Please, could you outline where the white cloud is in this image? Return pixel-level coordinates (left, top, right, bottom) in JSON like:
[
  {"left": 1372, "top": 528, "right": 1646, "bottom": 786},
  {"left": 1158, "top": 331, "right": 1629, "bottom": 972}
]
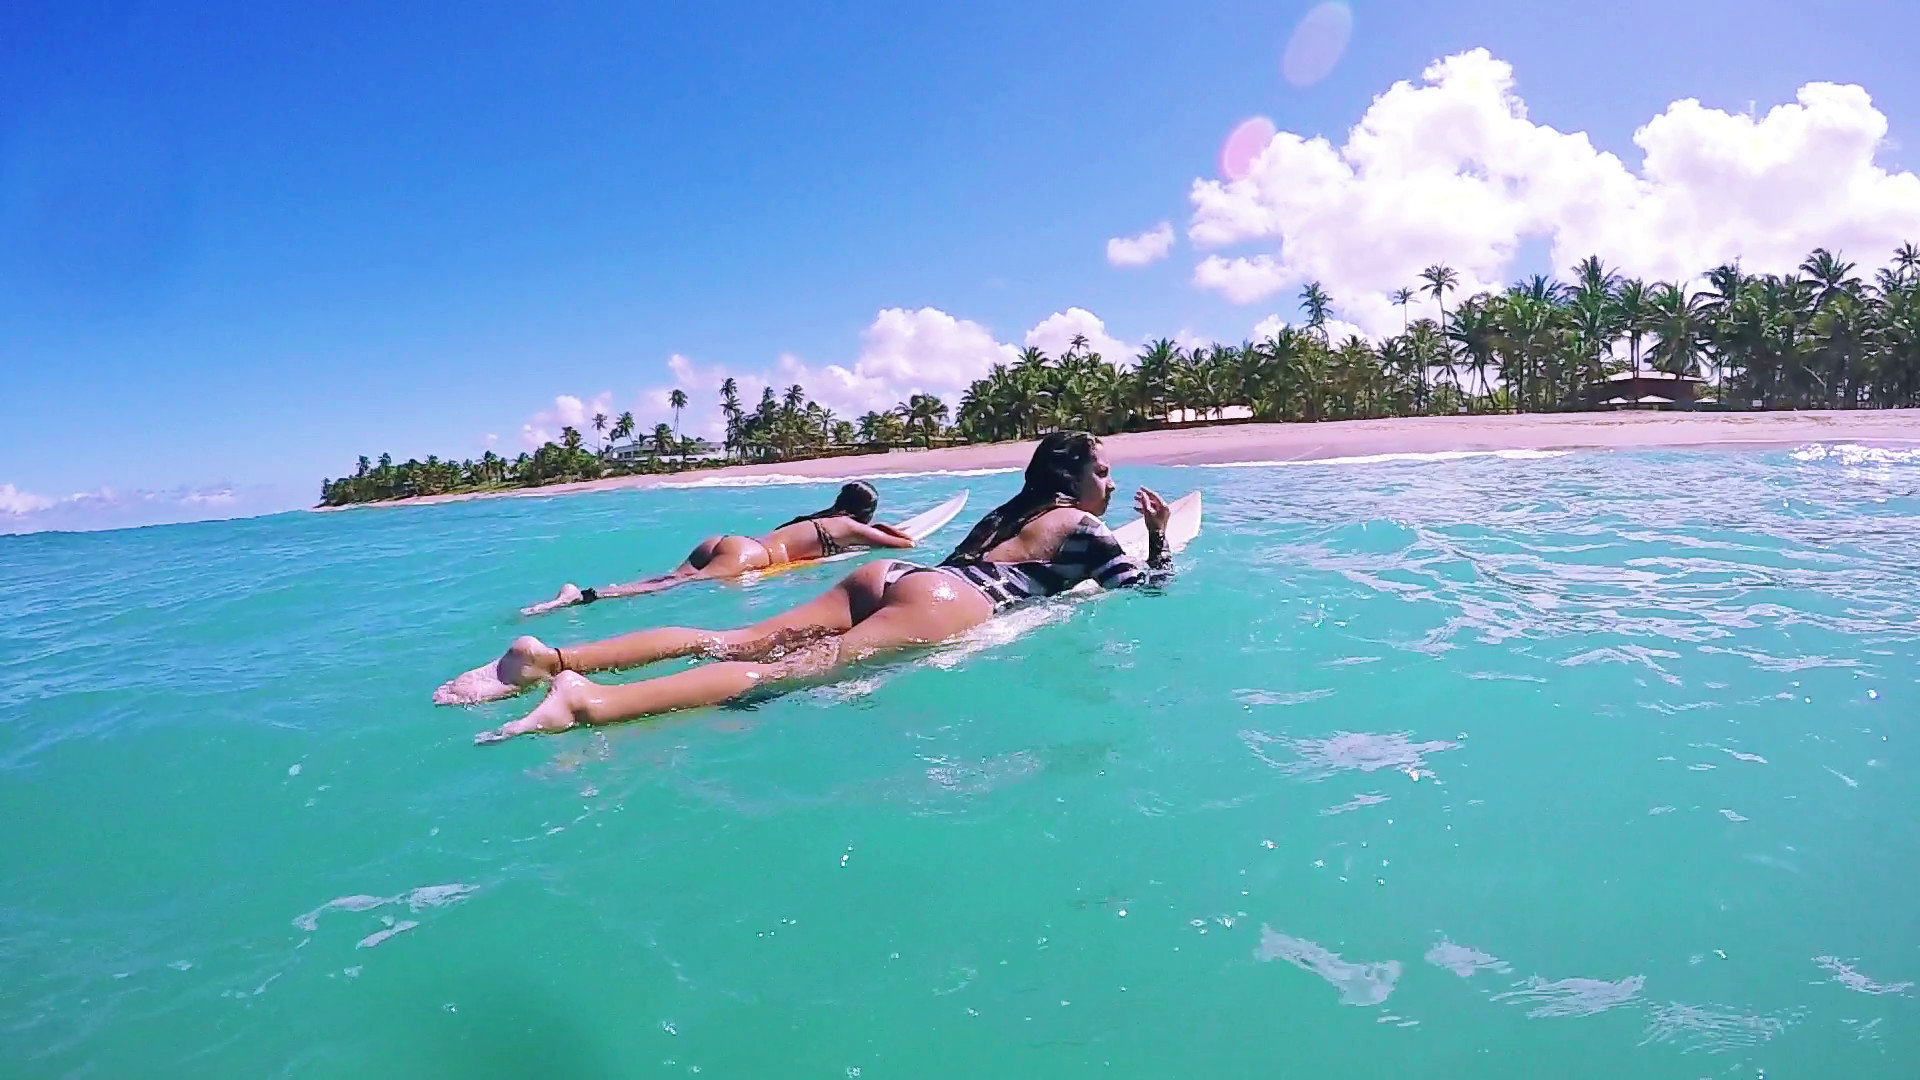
[
  {"left": 1251, "top": 313, "right": 1371, "bottom": 345},
  {"left": 1194, "top": 255, "right": 1292, "bottom": 305},
  {"left": 0, "top": 482, "right": 281, "bottom": 534},
  {"left": 1185, "top": 48, "right": 1920, "bottom": 336},
  {"left": 552, "top": 305, "right": 1145, "bottom": 448},
  {"left": 1, "top": 483, "right": 54, "bottom": 515},
  {"left": 520, "top": 391, "right": 616, "bottom": 449},
  {"left": 849, "top": 307, "right": 1021, "bottom": 399},
  {"left": 629, "top": 308, "right": 1022, "bottom": 437},
  {"left": 1106, "top": 221, "right": 1176, "bottom": 267},
  {"left": 1024, "top": 307, "right": 1137, "bottom": 364},
  {"left": 1172, "top": 328, "right": 1211, "bottom": 353}
]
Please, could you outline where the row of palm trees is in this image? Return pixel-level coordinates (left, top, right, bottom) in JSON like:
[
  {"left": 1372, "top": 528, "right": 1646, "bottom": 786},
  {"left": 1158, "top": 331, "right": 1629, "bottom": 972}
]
[
  {"left": 318, "top": 384, "right": 958, "bottom": 505},
  {"left": 954, "top": 243, "right": 1920, "bottom": 437},
  {"left": 715, "top": 377, "right": 955, "bottom": 462},
  {"left": 320, "top": 429, "right": 612, "bottom": 505},
  {"left": 321, "top": 243, "right": 1920, "bottom": 505}
]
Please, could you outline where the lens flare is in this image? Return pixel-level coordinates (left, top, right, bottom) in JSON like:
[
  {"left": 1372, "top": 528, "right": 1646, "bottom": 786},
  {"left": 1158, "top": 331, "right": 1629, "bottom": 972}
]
[
  {"left": 1220, "top": 116, "right": 1277, "bottom": 181},
  {"left": 1282, "top": 2, "right": 1353, "bottom": 88}
]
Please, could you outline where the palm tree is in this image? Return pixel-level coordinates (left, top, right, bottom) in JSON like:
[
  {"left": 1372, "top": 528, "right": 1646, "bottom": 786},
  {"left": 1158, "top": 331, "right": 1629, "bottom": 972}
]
[
  {"left": 1391, "top": 287, "right": 1415, "bottom": 333},
  {"left": 1566, "top": 287, "right": 1619, "bottom": 402},
  {"left": 592, "top": 412, "right": 609, "bottom": 454},
  {"left": 1647, "top": 283, "right": 1710, "bottom": 379},
  {"left": 1134, "top": 339, "right": 1180, "bottom": 421},
  {"left": 1612, "top": 279, "right": 1653, "bottom": 377},
  {"left": 320, "top": 240, "right": 1920, "bottom": 506},
  {"left": 1801, "top": 248, "right": 1861, "bottom": 308},
  {"left": 1570, "top": 255, "right": 1619, "bottom": 299},
  {"left": 1300, "top": 281, "right": 1333, "bottom": 339},
  {"left": 718, "top": 378, "right": 742, "bottom": 460},
  {"left": 669, "top": 389, "right": 688, "bottom": 443},
  {"left": 1892, "top": 242, "right": 1920, "bottom": 279},
  {"left": 1447, "top": 299, "right": 1499, "bottom": 407},
  {"left": 1420, "top": 265, "right": 1459, "bottom": 324},
  {"left": 905, "top": 393, "right": 949, "bottom": 447}
]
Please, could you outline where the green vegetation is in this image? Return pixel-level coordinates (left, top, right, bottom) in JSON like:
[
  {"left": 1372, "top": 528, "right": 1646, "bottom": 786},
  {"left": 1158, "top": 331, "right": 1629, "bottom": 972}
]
[{"left": 321, "top": 244, "right": 1920, "bottom": 506}]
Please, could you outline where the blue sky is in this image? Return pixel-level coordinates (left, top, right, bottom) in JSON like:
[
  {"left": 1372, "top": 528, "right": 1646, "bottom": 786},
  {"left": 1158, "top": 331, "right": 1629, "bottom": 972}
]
[{"left": 4, "top": 0, "right": 1917, "bottom": 531}]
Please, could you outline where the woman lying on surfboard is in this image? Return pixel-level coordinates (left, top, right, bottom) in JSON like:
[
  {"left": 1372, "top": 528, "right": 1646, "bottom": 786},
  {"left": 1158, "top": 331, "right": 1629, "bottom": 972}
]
[
  {"left": 521, "top": 481, "right": 918, "bottom": 614},
  {"left": 438, "top": 431, "right": 1174, "bottom": 743}
]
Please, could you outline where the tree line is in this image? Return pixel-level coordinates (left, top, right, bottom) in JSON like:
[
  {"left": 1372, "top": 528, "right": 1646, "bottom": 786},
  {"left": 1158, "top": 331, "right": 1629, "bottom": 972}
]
[
  {"left": 318, "top": 381, "right": 956, "bottom": 505},
  {"left": 955, "top": 244, "right": 1920, "bottom": 439},
  {"left": 322, "top": 243, "right": 1920, "bottom": 505}
]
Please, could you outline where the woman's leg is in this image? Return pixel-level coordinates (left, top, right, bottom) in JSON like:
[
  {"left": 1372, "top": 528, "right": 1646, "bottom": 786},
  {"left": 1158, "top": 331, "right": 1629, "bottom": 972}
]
[
  {"left": 433, "top": 562, "right": 893, "bottom": 705},
  {"left": 476, "top": 570, "right": 992, "bottom": 742},
  {"left": 598, "top": 536, "right": 775, "bottom": 599}
]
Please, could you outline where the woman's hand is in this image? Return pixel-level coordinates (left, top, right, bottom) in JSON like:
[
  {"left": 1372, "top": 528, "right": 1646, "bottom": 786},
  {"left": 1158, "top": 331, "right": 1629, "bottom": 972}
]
[
  {"left": 874, "top": 522, "right": 913, "bottom": 541},
  {"left": 1135, "top": 487, "right": 1171, "bottom": 533}
]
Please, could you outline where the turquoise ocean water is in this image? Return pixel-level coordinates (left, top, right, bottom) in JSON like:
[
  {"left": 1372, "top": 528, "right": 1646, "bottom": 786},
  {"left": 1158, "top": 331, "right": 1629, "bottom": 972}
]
[{"left": 4, "top": 445, "right": 1918, "bottom": 1077}]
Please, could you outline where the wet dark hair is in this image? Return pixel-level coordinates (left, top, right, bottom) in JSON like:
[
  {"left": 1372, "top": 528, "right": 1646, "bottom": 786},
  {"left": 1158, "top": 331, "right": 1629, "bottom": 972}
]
[
  {"left": 942, "top": 431, "right": 1099, "bottom": 566},
  {"left": 778, "top": 481, "right": 880, "bottom": 528}
]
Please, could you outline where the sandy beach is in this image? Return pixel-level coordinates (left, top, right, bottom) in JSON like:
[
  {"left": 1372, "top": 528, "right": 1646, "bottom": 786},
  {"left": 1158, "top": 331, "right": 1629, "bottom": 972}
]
[{"left": 325, "top": 409, "right": 1920, "bottom": 510}]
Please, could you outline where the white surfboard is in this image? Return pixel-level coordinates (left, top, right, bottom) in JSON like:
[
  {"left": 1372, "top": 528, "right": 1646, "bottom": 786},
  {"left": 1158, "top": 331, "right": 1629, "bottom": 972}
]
[
  {"left": 1083, "top": 490, "right": 1203, "bottom": 588},
  {"left": 744, "top": 489, "right": 971, "bottom": 581},
  {"left": 865, "top": 489, "right": 971, "bottom": 557}
]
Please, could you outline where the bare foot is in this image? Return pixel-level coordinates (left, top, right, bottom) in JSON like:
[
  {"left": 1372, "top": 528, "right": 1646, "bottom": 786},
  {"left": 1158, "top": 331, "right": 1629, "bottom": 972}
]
[
  {"left": 475, "top": 671, "right": 592, "bottom": 744},
  {"left": 521, "top": 584, "right": 583, "bottom": 617},
  {"left": 433, "top": 635, "right": 560, "bottom": 705}
]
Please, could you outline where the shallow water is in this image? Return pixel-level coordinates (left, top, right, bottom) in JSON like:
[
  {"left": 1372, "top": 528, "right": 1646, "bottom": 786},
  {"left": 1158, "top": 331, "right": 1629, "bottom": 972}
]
[{"left": 3, "top": 445, "right": 1918, "bottom": 1078}]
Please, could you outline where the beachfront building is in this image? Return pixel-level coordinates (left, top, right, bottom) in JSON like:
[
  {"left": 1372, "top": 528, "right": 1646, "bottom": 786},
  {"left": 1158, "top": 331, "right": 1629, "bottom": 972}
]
[
  {"left": 1594, "top": 371, "right": 1706, "bottom": 409},
  {"left": 1159, "top": 405, "right": 1255, "bottom": 425},
  {"left": 607, "top": 438, "right": 723, "bottom": 464}
]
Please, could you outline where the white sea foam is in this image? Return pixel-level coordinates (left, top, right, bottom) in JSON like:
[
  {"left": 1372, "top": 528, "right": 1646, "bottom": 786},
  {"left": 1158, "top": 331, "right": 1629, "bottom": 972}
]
[
  {"left": 356, "top": 919, "right": 419, "bottom": 949},
  {"left": 1790, "top": 443, "right": 1920, "bottom": 467},
  {"left": 653, "top": 467, "right": 1017, "bottom": 489},
  {"left": 293, "top": 883, "right": 478, "bottom": 932},
  {"left": 1424, "top": 941, "right": 1511, "bottom": 977},
  {"left": 1639, "top": 1001, "right": 1790, "bottom": 1053},
  {"left": 1194, "top": 448, "right": 1572, "bottom": 469},
  {"left": 1254, "top": 926, "right": 1401, "bottom": 1005},
  {"left": 1235, "top": 688, "right": 1336, "bottom": 707},
  {"left": 1320, "top": 792, "right": 1390, "bottom": 816},
  {"left": 1814, "top": 956, "right": 1913, "bottom": 996},
  {"left": 1241, "top": 729, "right": 1458, "bottom": 780},
  {"left": 920, "top": 601, "right": 1075, "bottom": 670},
  {"left": 1492, "top": 975, "right": 1645, "bottom": 1018}
]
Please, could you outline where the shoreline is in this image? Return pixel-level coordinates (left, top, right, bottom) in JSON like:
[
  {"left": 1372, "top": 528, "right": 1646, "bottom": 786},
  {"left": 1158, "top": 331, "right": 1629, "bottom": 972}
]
[{"left": 315, "top": 410, "right": 1920, "bottom": 511}]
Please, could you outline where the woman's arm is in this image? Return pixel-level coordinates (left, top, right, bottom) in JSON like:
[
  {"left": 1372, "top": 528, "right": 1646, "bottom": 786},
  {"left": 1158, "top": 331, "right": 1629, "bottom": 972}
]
[
  {"left": 1065, "top": 493, "right": 1173, "bottom": 593},
  {"left": 846, "top": 520, "right": 918, "bottom": 550},
  {"left": 1137, "top": 488, "right": 1172, "bottom": 572}
]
